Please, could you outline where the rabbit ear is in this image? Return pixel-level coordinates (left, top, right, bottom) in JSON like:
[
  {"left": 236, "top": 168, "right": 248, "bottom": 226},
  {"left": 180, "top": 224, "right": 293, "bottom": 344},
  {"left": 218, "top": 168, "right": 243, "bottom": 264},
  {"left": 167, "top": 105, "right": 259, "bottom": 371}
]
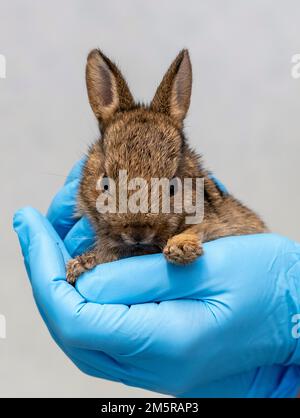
[
  {"left": 151, "top": 49, "right": 192, "bottom": 127},
  {"left": 86, "top": 49, "right": 135, "bottom": 128}
]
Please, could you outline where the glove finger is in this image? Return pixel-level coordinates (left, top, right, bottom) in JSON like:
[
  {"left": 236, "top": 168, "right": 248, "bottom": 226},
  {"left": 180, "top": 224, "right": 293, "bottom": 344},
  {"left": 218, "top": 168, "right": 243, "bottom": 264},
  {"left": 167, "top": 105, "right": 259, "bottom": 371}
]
[
  {"left": 47, "top": 179, "right": 80, "bottom": 239},
  {"left": 64, "top": 216, "right": 95, "bottom": 257},
  {"left": 14, "top": 206, "right": 71, "bottom": 274},
  {"left": 13, "top": 207, "right": 85, "bottom": 323},
  {"left": 209, "top": 175, "right": 228, "bottom": 194},
  {"left": 75, "top": 234, "right": 266, "bottom": 304},
  {"left": 47, "top": 158, "right": 86, "bottom": 239},
  {"left": 64, "top": 158, "right": 86, "bottom": 185},
  {"left": 76, "top": 233, "right": 300, "bottom": 306}
]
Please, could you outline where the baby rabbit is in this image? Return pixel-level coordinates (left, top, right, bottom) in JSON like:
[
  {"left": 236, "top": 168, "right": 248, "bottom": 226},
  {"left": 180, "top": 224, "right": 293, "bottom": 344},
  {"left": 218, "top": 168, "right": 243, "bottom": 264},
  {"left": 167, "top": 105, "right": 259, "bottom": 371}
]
[{"left": 66, "top": 48, "right": 267, "bottom": 284}]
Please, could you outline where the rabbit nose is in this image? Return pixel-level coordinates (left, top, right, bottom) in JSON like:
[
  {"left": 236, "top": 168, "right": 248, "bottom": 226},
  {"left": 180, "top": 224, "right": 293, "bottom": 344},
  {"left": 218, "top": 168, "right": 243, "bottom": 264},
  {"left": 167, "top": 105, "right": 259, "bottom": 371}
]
[
  {"left": 122, "top": 225, "right": 153, "bottom": 245},
  {"left": 131, "top": 230, "right": 144, "bottom": 243}
]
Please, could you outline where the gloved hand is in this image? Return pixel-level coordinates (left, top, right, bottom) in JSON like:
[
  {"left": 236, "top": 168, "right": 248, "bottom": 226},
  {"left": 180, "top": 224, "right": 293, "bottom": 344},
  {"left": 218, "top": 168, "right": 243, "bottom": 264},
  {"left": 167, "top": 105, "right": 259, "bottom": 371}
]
[{"left": 13, "top": 161, "right": 300, "bottom": 397}]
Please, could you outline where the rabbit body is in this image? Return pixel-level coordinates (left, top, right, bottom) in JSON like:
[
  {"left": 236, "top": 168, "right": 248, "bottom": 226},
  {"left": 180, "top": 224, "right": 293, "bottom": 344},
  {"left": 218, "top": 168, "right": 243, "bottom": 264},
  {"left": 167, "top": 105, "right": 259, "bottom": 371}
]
[{"left": 66, "top": 49, "right": 267, "bottom": 284}]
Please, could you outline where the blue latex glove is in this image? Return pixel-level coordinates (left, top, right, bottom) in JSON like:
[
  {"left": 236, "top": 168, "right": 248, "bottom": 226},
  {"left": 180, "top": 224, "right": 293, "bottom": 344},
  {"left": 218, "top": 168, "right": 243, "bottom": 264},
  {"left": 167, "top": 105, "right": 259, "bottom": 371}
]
[{"left": 13, "top": 161, "right": 300, "bottom": 397}]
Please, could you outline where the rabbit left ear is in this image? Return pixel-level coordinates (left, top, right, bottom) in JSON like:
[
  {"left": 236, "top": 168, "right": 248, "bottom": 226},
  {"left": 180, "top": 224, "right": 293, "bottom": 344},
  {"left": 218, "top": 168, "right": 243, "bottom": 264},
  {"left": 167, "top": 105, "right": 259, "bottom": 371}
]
[
  {"left": 86, "top": 49, "right": 135, "bottom": 129},
  {"left": 151, "top": 49, "right": 192, "bottom": 127}
]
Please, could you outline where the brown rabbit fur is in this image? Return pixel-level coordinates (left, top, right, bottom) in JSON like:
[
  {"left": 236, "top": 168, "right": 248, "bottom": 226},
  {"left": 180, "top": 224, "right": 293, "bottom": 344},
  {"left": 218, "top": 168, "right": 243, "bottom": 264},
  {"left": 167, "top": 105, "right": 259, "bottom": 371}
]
[{"left": 66, "top": 48, "right": 267, "bottom": 284}]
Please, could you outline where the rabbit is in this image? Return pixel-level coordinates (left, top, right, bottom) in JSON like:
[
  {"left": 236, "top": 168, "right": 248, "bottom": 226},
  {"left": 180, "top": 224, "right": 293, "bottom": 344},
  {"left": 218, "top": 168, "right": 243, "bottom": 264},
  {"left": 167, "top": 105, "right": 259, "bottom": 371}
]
[{"left": 66, "top": 48, "right": 267, "bottom": 284}]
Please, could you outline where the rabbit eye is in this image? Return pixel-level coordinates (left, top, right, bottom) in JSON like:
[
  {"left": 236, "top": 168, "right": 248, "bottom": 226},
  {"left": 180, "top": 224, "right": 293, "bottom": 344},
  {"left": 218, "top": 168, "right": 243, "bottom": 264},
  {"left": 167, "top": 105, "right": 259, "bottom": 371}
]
[
  {"left": 170, "top": 178, "right": 179, "bottom": 197},
  {"left": 100, "top": 176, "right": 110, "bottom": 192}
]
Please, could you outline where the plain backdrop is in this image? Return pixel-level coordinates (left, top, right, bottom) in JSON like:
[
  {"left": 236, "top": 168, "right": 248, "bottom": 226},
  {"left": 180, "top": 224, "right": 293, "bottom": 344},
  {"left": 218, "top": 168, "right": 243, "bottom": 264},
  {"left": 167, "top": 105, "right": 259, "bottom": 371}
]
[{"left": 0, "top": 0, "right": 300, "bottom": 397}]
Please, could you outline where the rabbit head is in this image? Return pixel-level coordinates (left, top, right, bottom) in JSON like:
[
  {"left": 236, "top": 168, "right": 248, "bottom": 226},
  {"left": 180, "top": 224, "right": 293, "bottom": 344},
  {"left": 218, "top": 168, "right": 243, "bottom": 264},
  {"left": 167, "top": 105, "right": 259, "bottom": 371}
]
[{"left": 78, "top": 49, "right": 202, "bottom": 255}]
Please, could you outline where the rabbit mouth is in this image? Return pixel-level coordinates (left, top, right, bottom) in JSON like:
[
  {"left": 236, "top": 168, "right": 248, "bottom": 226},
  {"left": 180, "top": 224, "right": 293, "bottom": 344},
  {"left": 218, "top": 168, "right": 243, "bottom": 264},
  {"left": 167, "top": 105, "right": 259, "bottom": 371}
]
[
  {"left": 122, "top": 241, "right": 160, "bottom": 250},
  {"left": 131, "top": 242, "right": 159, "bottom": 250},
  {"left": 107, "top": 231, "right": 165, "bottom": 254},
  {"left": 118, "top": 234, "right": 162, "bottom": 252},
  {"left": 123, "top": 242, "right": 162, "bottom": 256}
]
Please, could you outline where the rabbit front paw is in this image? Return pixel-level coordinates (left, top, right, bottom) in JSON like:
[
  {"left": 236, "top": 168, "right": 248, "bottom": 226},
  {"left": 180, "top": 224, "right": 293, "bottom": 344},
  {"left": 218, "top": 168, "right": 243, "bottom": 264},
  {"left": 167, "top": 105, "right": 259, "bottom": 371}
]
[
  {"left": 66, "top": 252, "right": 98, "bottom": 285},
  {"left": 163, "top": 234, "right": 203, "bottom": 265},
  {"left": 66, "top": 258, "right": 83, "bottom": 285}
]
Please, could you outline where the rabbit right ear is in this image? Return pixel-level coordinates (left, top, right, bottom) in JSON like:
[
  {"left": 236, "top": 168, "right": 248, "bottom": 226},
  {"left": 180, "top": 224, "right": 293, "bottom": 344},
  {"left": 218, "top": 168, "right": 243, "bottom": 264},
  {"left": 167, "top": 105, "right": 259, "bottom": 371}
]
[
  {"left": 86, "top": 49, "right": 135, "bottom": 129},
  {"left": 151, "top": 49, "right": 192, "bottom": 128}
]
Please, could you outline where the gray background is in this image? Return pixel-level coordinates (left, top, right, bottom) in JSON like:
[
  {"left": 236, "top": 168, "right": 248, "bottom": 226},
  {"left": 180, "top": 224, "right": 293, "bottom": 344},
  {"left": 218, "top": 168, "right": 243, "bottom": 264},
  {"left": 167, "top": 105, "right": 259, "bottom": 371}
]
[{"left": 0, "top": 0, "right": 300, "bottom": 397}]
